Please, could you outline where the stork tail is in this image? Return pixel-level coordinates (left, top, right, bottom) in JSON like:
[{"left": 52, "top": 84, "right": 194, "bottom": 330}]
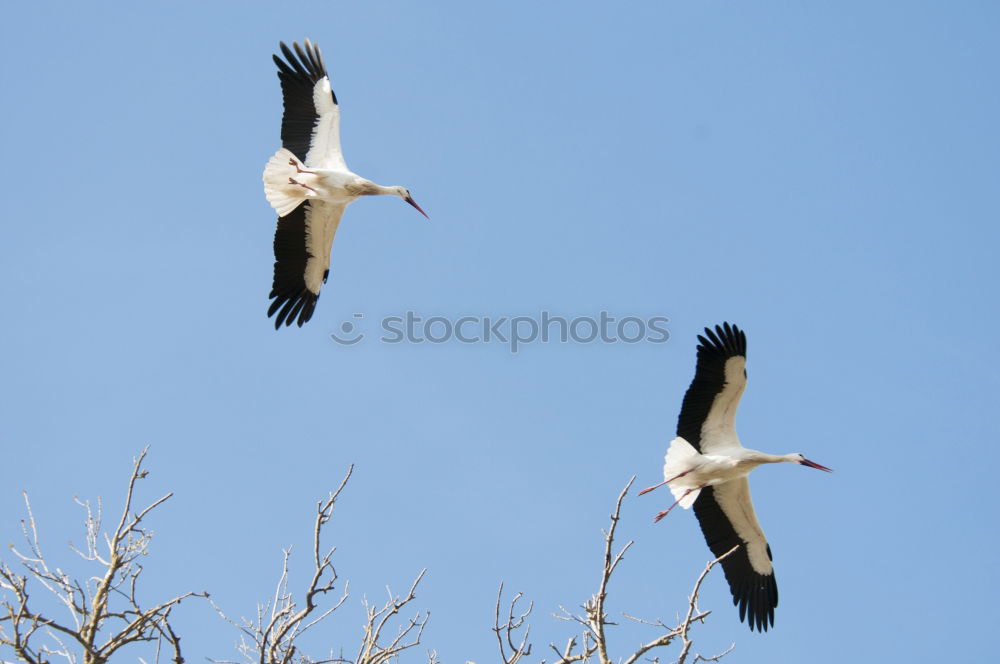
[
  {"left": 662, "top": 437, "right": 703, "bottom": 508},
  {"left": 263, "top": 148, "right": 311, "bottom": 216}
]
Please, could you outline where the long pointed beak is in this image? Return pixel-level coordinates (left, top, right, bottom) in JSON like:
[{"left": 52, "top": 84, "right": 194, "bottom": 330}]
[
  {"left": 404, "top": 195, "right": 429, "bottom": 219},
  {"left": 799, "top": 458, "right": 833, "bottom": 472}
]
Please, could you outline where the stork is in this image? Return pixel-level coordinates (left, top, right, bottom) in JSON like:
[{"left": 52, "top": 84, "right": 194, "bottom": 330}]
[
  {"left": 640, "top": 322, "right": 831, "bottom": 632},
  {"left": 262, "top": 39, "right": 428, "bottom": 329}
]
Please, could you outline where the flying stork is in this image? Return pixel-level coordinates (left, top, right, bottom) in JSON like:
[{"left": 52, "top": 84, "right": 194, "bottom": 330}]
[
  {"left": 640, "top": 322, "right": 831, "bottom": 632},
  {"left": 262, "top": 39, "right": 428, "bottom": 329}
]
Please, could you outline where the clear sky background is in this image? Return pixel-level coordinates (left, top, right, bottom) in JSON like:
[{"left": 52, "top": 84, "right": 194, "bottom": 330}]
[{"left": 2, "top": 2, "right": 998, "bottom": 662}]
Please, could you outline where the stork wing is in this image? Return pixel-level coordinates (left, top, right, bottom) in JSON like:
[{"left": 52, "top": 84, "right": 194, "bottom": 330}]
[
  {"left": 273, "top": 40, "right": 348, "bottom": 171},
  {"left": 676, "top": 322, "right": 747, "bottom": 453},
  {"left": 693, "top": 480, "right": 777, "bottom": 632},
  {"left": 268, "top": 200, "right": 346, "bottom": 329}
]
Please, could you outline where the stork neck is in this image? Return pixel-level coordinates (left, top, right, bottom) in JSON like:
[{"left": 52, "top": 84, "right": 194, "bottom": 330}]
[
  {"left": 744, "top": 450, "right": 788, "bottom": 465},
  {"left": 363, "top": 182, "right": 401, "bottom": 197}
]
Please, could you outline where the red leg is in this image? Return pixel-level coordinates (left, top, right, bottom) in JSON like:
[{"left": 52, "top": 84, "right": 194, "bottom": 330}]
[
  {"left": 288, "top": 177, "right": 318, "bottom": 194},
  {"left": 639, "top": 480, "right": 669, "bottom": 496},
  {"left": 653, "top": 484, "right": 705, "bottom": 523},
  {"left": 288, "top": 158, "right": 317, "bottom": 175},
  {"left": 638, "top": 468, "right": 694, "bottom": 495}
]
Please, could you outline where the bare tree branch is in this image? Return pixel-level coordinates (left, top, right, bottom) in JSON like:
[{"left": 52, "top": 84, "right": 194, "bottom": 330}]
[
  {"left": 667, "top": 546, "right": 738, "bottom": 664},
  {"left": 492, "top": 583, "right": 532, "bottom": 664},
  {"left": 492, "top": 478, "right": 737, "bottom": 664},
  {"left": 0, "top": 447, "right": 206, "bottom": 664},
  {"left": 354, "top": 570, "right": 428, "bottom": 664},
  {"left": 587, "top": 477, "right": 635, "bottom": 664},
  {"left": 213, "top": 466, "right": 429, "bottom": 664},
  {"left": 691, "top": 643, "right": 736, "bottom": 664}
]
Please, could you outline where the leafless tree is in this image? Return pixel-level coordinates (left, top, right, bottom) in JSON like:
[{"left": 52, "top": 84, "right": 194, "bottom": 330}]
[
  {"left": 493, "top": 478, "right": 737, "bottom": 664},
  {"left": 211, "top": 465, "right": 430, "bottom": 664},
  {"left": 0, "top": 447, "right": 206, "bottom": 664},
  {"left": 3, "top": 455, "right": 735, "bottom": 664}
]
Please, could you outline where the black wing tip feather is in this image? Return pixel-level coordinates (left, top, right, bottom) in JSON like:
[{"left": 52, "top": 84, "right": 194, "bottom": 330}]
[
  {"left": 733, "top": 572, "right": 777, "bottom": 632},
  {"left": 697, "top": 321, "right": 747, "bottom": 360},
  {"left": 273, "top": 38, "right": 332, "bottom": 99},
  {"left": 267, "top": 290, "right": 318, "bottom": 329}
]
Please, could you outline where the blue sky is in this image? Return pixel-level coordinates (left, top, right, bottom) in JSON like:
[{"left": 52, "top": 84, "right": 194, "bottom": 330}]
[{"left": 2, "top": 2, "right": 998, "bottom": 662}]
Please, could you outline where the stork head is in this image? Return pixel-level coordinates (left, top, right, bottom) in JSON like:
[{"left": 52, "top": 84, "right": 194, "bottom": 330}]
[
  {"left": 395, "top": 187, "right": 428, "bottom": 219},
  {"left": 789, "top": 453, "right": 833, "bottom": 472}
]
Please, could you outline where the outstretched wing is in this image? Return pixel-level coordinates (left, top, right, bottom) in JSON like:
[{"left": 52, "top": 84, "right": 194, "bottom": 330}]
[
  {"left": 268, "top": 200, "right": 346, "bottom": 328},
  {"left": 676, "top": 322, "right": 748, "bottom": 453},
  {"left": 273, "top": 40, "right": 348, "bottom": 171},
  {"left": 693, "top": 480, "right": 777, "bottom": 632}
]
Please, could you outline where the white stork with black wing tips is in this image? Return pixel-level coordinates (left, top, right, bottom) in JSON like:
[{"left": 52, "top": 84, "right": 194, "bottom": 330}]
[
  {"left": 262, "top": 39, "right": 428, "bottom": 329},
  {"left": 639, "top": 322, "right": 831, "bottom": 632}
]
